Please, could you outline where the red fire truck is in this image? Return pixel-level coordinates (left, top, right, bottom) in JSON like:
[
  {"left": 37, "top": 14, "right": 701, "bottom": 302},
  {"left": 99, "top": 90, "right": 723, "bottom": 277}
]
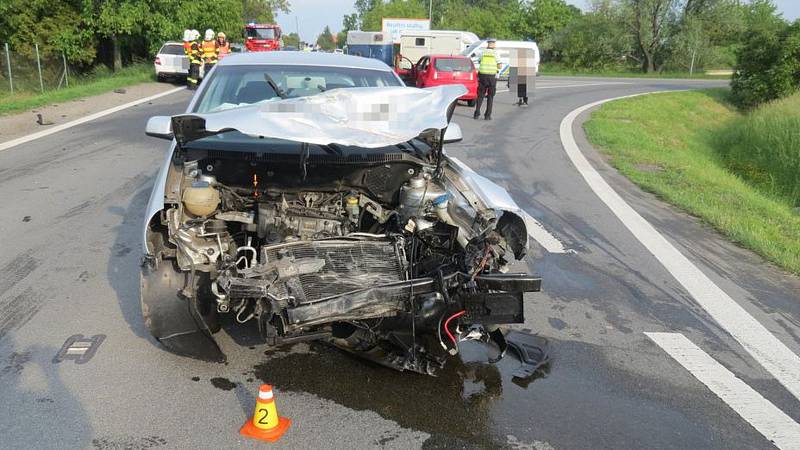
[{"left": 244, "top": 22, "right": 282, "bottom": 52}]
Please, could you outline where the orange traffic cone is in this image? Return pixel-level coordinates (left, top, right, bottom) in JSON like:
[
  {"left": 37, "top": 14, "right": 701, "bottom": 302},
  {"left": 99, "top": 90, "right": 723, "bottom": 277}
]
[{"left": 240, "top": 384, "right": 291, "bottom": 443}]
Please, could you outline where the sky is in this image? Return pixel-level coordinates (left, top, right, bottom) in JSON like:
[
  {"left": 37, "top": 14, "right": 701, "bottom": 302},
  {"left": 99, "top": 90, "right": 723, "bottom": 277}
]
[{"left": 277, "top": 0, "right": 800, "bottom": 43}]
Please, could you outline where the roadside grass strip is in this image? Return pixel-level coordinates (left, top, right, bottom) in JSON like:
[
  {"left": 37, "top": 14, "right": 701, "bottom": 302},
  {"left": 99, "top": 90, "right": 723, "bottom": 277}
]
[
  {"left": 560, "top": 92, "right": 800, "bottom": 403},
  {"left": 646, "top": 332, "right": 800, "bottom": 449},
  {"left": 584, "top": 90, "right": 800, "bottom": 275},
  {"left": 0, "top": 64, "right": 156, "bottom": 116}
]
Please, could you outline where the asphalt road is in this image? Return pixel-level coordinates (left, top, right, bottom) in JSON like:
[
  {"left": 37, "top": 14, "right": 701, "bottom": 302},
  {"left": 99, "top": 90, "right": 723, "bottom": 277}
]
[{"left": 1, "top": 76, "right": 798, "bottom": 449}]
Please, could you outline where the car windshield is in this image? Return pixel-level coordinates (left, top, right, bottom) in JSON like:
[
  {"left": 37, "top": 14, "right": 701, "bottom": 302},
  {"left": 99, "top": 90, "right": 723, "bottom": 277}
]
[
  {"left": 194, "top": 64, "right": 402, "bottom": 113},
  {"left": 159, "top": 45, "right": 185, "bottom": 55},
  {"left": 434, "top": 58, "right": 473, "bottom": 72},
  {"left": 246, "top": 28, "right": 276, "bottom": 39}
]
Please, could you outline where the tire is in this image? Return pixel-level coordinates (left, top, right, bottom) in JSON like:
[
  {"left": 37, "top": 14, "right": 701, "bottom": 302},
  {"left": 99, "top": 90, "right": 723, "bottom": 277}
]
[
  {"left": 466, "top": 100, "right": 476, "bottom": 107},
  {"left": 140, "top": 258, "right": 225, "bottom": 362},
  {"left": 156, "top": 73, "right": 166, "bottom": 82}
]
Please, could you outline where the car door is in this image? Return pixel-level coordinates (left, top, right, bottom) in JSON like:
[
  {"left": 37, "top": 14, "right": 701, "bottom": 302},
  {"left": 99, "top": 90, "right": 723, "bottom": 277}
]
[{"left": 415, "top": 56, "right": 430, "bottom": 87}]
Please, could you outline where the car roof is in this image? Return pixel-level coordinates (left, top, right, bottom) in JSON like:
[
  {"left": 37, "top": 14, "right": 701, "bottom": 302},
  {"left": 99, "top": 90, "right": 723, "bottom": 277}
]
[
  {"left": 217, "top": 51, "right": 394, "bottom": 71},
  {"left": 161, "top": 42, "right": 183, "bottom": 47},
  {"left": 428, "top": 54, "right": 470, "bottom": 59}
]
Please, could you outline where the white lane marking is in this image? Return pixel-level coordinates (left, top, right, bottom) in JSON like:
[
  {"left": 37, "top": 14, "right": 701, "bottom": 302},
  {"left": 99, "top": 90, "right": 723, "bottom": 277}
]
[
  {"left": 646, "top": 332, "right": 800, "bottom": 449},
  {"left": 560, "top": 93, "right": 800, "bottom": 400},
  {"left": 0, "top": 86, "right": 185, "bottom": 153},
  {"left": 521, "top": 211, "right": 570, "bottom": 254}
]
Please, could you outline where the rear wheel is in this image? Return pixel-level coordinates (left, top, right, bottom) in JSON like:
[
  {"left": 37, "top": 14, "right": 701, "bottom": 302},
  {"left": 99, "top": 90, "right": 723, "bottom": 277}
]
[
  {"left": 156, "top": 73, "right": 166, "bottom": 82},
  {"left": 466, "top": 99, "right": 476, "bottom": 107}
]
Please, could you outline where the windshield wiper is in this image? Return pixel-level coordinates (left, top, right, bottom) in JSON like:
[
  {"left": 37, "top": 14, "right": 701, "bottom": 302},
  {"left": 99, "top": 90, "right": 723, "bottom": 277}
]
[
  {"left": 399, "top": 141, "right": 425, "bottom": 158},
  {"left": 318, "top": 143, "right": 343, "bottom": 156},
  {"left": 263, "top": 73, "right": 287, "bottom": 99}
]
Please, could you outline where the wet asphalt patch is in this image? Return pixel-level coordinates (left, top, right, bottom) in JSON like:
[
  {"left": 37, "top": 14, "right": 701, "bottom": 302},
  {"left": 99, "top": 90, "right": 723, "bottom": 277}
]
[{"left": 249, "top": 340, "right": 550, "bottom": 448}]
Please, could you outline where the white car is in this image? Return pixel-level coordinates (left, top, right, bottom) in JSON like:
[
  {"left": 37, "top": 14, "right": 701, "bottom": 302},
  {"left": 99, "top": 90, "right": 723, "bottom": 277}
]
[{"left": 154, "top": 41, "right": 206, "bottom": 82}]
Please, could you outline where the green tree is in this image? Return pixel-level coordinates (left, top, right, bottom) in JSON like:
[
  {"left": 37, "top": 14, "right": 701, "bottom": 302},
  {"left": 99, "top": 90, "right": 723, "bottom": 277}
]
[
  {"left": 731, "top": 13, "right": 797, "bottom": 109},
  {"left": 141, "top": 0, "right": 243, "bottom": 56},
  {"left": 360, "top": 0, "right": 427, "bottom": 31},
  {"left": 243, "top": 0, "right": 290, "bottom": 23},
  {"left": 553, "top": 9, "right": 632, "bottom": 70},
  {"left": 518, "top": 0, "right": 581, "bottom": 49},
  {"left": 439, "top": 0, "right": 523, "bottom": 39},
  {"left": 316, "top": 26, "right": 336, "bottom": 51},
  {"left": 82, "top": 0, "right": 150, "bottom": 70},
  {"left": 283, "top": 32, "right": 300, "bottom": 48},
  {"left": 343, "top": 13, "right": 359, "bottom": 32},
  {"left": 0, "top": 0, "right": 96, "bottom": 64},
  {"left": 620, "top": 0, "right": 679, "bottom": 73}
]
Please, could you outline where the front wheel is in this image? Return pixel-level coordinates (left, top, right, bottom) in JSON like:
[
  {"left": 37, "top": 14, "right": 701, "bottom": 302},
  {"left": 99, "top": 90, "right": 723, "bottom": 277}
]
[{"left": 140, "top": 259, "right": 225, "bottom": 362}]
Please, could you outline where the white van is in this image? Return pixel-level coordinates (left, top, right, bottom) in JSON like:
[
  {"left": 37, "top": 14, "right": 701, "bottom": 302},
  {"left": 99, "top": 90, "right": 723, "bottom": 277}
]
[
  {"left": 462, "top": 40, "right": 540, "bottom": 78},
  {"left": 397, "top": 30, "right": 480, "bottom": 70}
]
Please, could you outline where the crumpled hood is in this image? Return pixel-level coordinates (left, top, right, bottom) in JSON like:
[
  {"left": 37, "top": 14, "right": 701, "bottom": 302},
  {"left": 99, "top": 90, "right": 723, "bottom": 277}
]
[{"left": 172, "top": 84, "right": 467, "bottom": 149}]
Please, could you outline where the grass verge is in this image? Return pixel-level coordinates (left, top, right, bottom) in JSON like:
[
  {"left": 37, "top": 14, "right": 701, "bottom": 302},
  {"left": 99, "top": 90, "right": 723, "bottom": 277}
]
[
  {"left": 584, "top": 89, "right": 800, "bottom": 275},
  {"left": 540, "top": 63, "right": 731, "bottom": 80},
  {"left": 0, "top": 64, "right": 155, "bottom": 116}
]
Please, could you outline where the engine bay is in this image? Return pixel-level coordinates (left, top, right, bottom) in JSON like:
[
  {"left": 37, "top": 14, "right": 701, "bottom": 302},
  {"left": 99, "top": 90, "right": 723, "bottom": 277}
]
[{"left": 145, "top": 152, "right": 539, "bottom": 374}]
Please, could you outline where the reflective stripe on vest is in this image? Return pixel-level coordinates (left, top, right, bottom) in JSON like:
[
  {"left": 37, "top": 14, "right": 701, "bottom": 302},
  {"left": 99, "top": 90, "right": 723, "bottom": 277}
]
[
  {"left": 190, "top": 43, "right": 202, "bottom": 64},
  {"left": 183, "top": 42, "right": 192, "bottom": 56},
  {"left": 202, "top": 40, "right": 218, "bottom": 59},
  {"left": 478, "top": 49, "right": 498, "bottom": 75}
]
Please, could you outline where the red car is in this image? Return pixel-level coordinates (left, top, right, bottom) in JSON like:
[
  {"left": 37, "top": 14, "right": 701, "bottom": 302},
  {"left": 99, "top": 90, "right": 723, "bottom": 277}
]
[{"left": 412, "top": 55, "right": 478, "bottom": 106}]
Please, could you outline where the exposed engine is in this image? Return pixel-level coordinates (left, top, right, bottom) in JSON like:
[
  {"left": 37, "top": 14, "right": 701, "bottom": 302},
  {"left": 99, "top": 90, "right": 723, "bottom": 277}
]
[{"left": 147, "top": 154, "right": 538, "bottom": 375}]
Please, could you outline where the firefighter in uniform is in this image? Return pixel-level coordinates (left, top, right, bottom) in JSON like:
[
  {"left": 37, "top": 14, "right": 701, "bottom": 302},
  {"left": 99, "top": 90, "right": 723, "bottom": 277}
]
[
  {"left": 202, "top": 29, "right": 219, "bottom": 76},
  {"left": 474, "top": 39, "right": 500, "bottom": 121},
  {"left": 182, "top": 29, "right": 192, "bottom": 56},
  {"left": 182, "top": 30, "right": 193, "bottom": 84},
  {"left": 187, "top": 30, "right": 203, "bottom": 90},
  {"left": 216, "top": 32, "right": 230, "bottom": 59}
]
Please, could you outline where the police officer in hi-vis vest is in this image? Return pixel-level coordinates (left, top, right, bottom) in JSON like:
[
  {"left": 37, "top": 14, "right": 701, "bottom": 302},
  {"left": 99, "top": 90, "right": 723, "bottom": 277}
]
[{"left": 474, "top": 39, "right": 501, "bottom": 121}]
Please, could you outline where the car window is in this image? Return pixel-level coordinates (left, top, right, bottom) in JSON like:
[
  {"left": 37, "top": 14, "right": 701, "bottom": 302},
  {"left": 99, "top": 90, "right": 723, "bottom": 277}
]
[
  {"left": 246, "top": 28, "right": 276, "bottom": 39},
  {"left": 434, "top": 58, "right": 473, "bottom": 72},
  {"left": 194, "top": 64, "right": 403, "bottom": 113},
  {"left": 159, "top": 45, "right": 185, "bottom": 55}
]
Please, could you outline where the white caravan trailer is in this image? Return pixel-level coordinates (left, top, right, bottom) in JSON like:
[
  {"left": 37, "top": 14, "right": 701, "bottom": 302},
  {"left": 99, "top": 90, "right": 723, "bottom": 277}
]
[
  {"left": 463, "top": 40, "right": 541, "bottom": 78},
  {"left": 397, "top": 30, "right": 480, "bottom": 70}
]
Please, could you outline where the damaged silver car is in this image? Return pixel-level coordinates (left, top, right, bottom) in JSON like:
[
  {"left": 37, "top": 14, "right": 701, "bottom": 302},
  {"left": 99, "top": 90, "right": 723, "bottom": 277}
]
[{"left": 141, "top": 53, "right": 540, "bottom": 374}]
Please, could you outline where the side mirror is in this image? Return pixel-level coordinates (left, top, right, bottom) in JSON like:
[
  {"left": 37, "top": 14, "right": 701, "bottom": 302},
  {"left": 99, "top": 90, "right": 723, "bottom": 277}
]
[
  {"left": 443, "top": 123, "right": 463, "bottom": 144},
  {"left": 145, "top": 116, "right": 173, "bottom": 140}
]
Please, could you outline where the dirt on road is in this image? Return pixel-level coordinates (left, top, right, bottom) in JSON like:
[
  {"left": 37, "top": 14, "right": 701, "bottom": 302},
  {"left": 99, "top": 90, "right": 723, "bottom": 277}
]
[{"left": 0, "top": 82, "right": 183, "bottom": 144}]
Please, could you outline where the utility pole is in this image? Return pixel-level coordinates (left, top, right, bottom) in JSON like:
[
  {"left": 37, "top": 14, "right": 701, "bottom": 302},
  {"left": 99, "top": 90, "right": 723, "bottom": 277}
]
[{"left": 429, "top": 0, "right": 432, "bottom": 21}]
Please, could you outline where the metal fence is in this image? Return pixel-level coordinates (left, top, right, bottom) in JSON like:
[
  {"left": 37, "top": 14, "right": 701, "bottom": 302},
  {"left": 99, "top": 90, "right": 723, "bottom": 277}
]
[{"left": 0, "top": 43, "right": 73, "bottom": 95}]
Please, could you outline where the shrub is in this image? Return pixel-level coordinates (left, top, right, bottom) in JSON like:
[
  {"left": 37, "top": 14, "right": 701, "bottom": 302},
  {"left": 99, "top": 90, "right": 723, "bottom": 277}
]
[{"left": 731, "top": 20, "right": 800, "bottom": 109}]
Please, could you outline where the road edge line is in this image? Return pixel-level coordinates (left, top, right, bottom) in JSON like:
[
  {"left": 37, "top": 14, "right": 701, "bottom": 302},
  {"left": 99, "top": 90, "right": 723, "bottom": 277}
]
[
  {"left": 0, "top": 86, "right": 185, "bottom": 153},
  {"left": 560, "top": 91, "right": 800, "bottom": 401},
  {"left": 645, "top": 332, "right": 800, "bottom": 449}
]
